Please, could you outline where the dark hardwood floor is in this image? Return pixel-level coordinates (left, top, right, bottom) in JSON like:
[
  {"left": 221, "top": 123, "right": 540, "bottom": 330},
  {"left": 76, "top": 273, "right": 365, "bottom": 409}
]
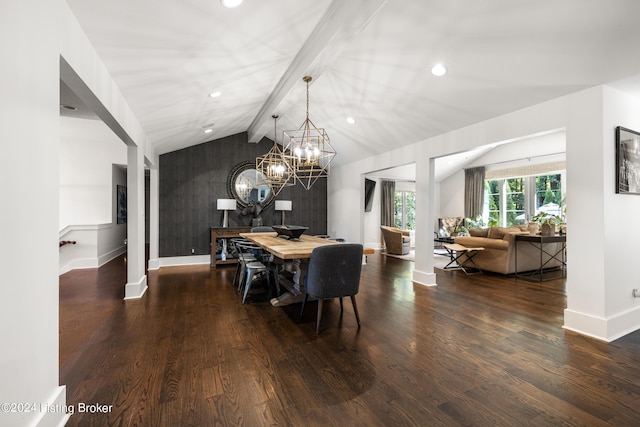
[{"left": 59, "top": 253, "right": 640, "bottom": 426}]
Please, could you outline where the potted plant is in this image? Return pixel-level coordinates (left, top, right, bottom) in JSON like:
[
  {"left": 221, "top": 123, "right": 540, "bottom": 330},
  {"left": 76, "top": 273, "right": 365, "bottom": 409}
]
[{"left": 531, "top": 212, "right": 562, "bottom": 236}]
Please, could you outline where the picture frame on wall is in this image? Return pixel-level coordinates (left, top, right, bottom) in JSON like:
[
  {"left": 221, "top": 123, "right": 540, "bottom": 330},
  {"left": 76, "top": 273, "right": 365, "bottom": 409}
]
[
  {"left": 117, "top": 185, "right": 127, "bottom": 224},
  {"left": 616, "top": 126, "right": 640, "bottom": 195}
]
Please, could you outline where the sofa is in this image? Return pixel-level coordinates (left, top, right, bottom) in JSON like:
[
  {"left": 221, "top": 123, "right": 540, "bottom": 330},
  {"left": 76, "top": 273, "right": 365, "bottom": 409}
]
[
  {"left": 453, "top": 226, "right": 564, "bottom": 275},
  {"left": 380, "top": 226, "right": 411, "bottom": 255}
]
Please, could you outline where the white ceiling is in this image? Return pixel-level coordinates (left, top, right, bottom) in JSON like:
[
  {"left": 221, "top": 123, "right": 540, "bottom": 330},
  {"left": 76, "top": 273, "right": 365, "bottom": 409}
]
[{"left": 63, "top": 0, "right": 640, "bottom": 167}]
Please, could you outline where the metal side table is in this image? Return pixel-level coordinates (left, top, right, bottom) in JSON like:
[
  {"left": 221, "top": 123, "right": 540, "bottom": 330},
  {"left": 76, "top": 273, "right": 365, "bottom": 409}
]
[{"left": 515, "top": 234, "right": 566, "bottom": 281}]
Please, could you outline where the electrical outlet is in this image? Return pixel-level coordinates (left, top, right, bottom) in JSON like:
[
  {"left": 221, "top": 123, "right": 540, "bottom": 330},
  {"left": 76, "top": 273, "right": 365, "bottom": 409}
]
[{"left": 191, "top": 248, "right": 195, "bottom": 254}]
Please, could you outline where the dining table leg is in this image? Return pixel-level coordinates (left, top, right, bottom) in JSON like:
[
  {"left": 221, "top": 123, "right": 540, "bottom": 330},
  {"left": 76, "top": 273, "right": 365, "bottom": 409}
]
[{"left": 270, "top": 258, "right": 312, "bottom": 306}]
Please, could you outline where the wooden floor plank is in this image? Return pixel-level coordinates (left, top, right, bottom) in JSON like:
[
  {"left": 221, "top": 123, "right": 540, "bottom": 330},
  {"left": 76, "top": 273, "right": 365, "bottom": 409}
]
[{"left": 59, "top": 253, "right": 640, "bottom": 426}]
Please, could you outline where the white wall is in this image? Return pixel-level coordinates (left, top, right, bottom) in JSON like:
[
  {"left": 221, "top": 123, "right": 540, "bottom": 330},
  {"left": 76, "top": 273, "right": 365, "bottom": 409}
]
[
  {"left": 59, "top": 117, "right": 128, "bottom": 274},
  {"left": 563, "top": 86, "right": 640, "bottom": 340},
  {"left": 59, "top": 116, "right": 127, "bottom": 229},
  {"left": 0, "top": 1, "right": 67, "bottom": 426},
  {"left": 601, "top": 87, "right": 640, "bottom": 336},
  {"left": 1, "top": 1, "right": 153, "bottom": 425},
  {"left": 363, "top": 177, "right": 382, "bottom": 248}
]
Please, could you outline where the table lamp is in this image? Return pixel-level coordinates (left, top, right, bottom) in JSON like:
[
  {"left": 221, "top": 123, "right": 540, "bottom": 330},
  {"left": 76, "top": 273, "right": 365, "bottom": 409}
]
[
  {"left": 275, "top": 200, "right": 292, "bottom": 225},
  {"left": 217, "top": 199, "right": 236, "bottom": 227}
]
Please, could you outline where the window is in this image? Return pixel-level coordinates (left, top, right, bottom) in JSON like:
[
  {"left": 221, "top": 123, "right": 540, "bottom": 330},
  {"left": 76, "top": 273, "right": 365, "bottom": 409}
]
[
  {"left": 394, "top": 191, "right": 415, "bottom": 230},
  {"left": 484, "top": 173, "right": 564, "bottom": 227}
]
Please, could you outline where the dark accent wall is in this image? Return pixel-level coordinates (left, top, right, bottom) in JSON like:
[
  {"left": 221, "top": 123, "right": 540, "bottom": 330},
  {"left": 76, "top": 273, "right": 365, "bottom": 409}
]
[{"left": 159, "top": 132, "right": 327, "bottom": 257}]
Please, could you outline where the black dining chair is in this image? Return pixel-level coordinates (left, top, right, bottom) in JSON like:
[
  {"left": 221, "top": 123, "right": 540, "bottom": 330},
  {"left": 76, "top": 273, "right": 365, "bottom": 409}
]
[{"left": 300, "top": 243, "right": 363, "bottom": 334}]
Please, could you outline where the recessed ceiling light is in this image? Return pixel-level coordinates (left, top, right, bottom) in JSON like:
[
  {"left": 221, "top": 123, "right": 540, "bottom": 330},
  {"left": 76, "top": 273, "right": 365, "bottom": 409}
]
[
  {"left": 60, "top": 104, "right": 77, "bottom": 111},
  {"left": 209, "top": 91, "right": 222, "bottom": 98},
  {"left": 346, "top": 116, "right": 356, "bottom": 125},
  {"left": 203, "top": 128, "right": 213, "bottom": 134},
  {"left": 431, "top": 63, "right": 447, "bottom": 77},
  {"left": 221, "top": 0, "right": 243, "bottom": 8}
]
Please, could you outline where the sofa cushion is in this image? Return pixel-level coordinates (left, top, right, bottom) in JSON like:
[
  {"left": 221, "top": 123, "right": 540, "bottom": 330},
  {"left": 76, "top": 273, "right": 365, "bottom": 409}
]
[
  {"left": 487, "top": 226, "right": 521, "bottom": 239},
  {"left": 455, "top": 236, "right": 509, "bottom": 250},
  {"left": 468, "top": 228, "right": 489, "bottom": 237}
]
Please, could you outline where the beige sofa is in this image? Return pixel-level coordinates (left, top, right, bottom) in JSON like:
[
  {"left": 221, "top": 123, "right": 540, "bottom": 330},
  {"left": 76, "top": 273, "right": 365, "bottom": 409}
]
[
  {"left": 381, "top": 226, "right": 411, "bottom": 255},
  {"left": 453, "top": 226, "right": 564, "bottom": 275}
]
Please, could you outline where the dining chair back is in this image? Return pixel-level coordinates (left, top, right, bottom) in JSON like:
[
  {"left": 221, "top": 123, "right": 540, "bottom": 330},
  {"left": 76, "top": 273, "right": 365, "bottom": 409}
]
[{"left": 300, "top": 243, "right": 363, "bottom": 334}]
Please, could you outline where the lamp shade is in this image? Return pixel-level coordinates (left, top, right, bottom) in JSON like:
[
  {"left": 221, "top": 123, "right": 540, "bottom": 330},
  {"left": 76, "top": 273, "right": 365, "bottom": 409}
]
[
  {"left": 217, "top": 198, "right": 236, "bottom": 210},
  {"left": 275, "top": 200, "right": 292, "bottom": 211}
]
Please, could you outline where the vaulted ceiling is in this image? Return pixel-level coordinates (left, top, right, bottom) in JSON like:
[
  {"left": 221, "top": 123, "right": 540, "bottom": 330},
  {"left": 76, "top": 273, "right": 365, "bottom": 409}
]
[{"left": 63, "top": 0, "right": 640, "bottom": 167}]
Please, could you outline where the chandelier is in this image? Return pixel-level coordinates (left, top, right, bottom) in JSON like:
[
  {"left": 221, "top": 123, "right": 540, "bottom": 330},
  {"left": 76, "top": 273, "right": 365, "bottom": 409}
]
[
  {"left": 282, "top": 76, "right": 336, "bottom": 190},
  {"left": 256, "top": 115, "right": 295, "bottom": 196}
]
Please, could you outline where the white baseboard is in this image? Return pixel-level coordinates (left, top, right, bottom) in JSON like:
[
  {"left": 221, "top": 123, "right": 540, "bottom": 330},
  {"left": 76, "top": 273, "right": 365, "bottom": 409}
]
[
  {"left": 412, "top": 269, "right": 437, "bottom": 287},
  {"left": 124, "top": 275, "right": 148, "bottom": 300},
  {"left": 564, "top": 305, "right": 640, "bottom": 342},
  {"left": 32, "top": 386, "right": 70, "bottom": 427},
  {"left": 59, "top": 257, "right": 98, "bottom": 275},
  {"left": 148, "top": 258, "right": 161, "bottom": 270},
  {"left": 97, "top": 245, "right": 126, "bottom": 267},
  {"left": 157, "top": 255, "right": 211, "bottom": 268},
  {"left": 59, "top": 247, "right": 126, "bottom": 276}
]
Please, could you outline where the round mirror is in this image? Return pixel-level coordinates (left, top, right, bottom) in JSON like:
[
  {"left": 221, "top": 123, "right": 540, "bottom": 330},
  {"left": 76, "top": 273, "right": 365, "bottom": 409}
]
[{"left": 227, "top": 161, "right": 274, "bottom": 208}]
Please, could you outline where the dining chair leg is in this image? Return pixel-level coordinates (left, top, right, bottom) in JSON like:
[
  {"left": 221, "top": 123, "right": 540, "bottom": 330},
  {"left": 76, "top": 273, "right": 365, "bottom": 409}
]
[
  {"left": 350, "top": 295, "right": 361, "bottom": 327},
  {"left": 316, "top": 299, "right": 324, "bottom": 335},
  {"left": 242, "top": 269, "right": 255, "bottom": 304},
  {"left": 339, "top": 297, "right": 343, "bottom": 312},
  {"left": 237, "top": 265, "right": 246, "bottom": 292}
]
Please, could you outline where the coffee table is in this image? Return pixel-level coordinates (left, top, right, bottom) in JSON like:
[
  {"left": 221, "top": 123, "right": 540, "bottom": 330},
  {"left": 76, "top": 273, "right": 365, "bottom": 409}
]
[{"left": 443, "top": 243, "right": 484, "bottom": 274}]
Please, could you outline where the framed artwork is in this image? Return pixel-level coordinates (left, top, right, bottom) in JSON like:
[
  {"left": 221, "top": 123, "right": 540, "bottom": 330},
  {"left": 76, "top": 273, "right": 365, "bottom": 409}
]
[
  {"left": 117, "top": 185, "right": 127, "bottom": 224},
  {"left": 616, "top": 126, "right": 640, "bottom": 195}
]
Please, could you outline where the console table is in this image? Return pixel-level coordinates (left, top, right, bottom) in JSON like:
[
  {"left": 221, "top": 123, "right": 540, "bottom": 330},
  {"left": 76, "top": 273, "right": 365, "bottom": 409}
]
[
  {"left": 210, "top": 226, "right": 252, "bottom": 268},
  {"left": 514, "top": 234, "right": 566, "bottom": 281}
]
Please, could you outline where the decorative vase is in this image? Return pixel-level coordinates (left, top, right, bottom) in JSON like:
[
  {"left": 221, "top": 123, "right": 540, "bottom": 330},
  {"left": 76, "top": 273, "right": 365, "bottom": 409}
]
[{"left": 540, "top": 223, "right": 556, "bottom": 236}]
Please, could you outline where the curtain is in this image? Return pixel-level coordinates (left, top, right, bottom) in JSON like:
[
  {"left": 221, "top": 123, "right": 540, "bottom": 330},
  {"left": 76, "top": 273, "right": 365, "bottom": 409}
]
[
  {"left": 380, "top": 180, "right": 396, "bottom": 227},
  {"left": 464, "top": 166, "right": 485, "bottom": 218}
]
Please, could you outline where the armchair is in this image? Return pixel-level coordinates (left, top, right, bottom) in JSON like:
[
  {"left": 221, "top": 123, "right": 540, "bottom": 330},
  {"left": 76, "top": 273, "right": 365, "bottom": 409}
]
[{"left": 380, "top": 226, "right": 411, "bottom": 255}]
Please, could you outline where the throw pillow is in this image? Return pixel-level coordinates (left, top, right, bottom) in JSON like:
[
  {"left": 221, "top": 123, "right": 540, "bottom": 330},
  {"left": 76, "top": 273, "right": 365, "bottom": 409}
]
[
  {"left": 487, "top": 226, "right": 521, "bottom": 239},
  {"left": 468, "top": 228, "right": 489, "bottom": 237}
]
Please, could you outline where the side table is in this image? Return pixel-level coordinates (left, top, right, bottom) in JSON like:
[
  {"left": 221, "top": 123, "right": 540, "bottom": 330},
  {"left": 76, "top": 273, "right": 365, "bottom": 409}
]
[{"left": 514, "top": 234, "right": 566, "bottom": 281}]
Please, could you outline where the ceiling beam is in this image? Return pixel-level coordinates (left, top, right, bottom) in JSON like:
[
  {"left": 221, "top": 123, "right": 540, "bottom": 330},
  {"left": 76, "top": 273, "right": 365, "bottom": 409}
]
[{"left": 247, "top": 0, "right": 387, "bottom": 143}]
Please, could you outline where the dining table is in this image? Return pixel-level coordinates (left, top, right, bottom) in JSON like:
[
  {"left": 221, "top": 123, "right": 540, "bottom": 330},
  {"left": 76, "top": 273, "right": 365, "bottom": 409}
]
[{"left": 239, "top": 232, "right": 340, "bottom": 306}]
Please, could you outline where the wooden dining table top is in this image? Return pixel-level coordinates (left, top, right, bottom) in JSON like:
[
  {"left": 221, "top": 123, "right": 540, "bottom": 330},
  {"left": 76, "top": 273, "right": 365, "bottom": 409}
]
[{"left": 239, "top": 232, "right": 340, "bottom": 259}]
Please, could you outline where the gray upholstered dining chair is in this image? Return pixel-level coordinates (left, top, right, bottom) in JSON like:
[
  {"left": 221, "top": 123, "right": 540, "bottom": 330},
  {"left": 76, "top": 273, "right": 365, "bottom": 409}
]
[{"left": 300, "top": 243, "right": 363, "bottom": 334}]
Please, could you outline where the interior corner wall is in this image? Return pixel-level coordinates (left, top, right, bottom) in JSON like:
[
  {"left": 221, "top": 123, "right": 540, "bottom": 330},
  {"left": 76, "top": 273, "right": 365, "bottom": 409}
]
[
  {"left": 1, "top": 1, "right": 67, "bottom": 426},
  {"left": 158, "top": 133, "right": 328, "bottom": 258}
]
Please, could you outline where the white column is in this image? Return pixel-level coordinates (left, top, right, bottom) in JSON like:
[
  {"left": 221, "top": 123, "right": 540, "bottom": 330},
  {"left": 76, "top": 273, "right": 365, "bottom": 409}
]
[
  {"left": 413, "top": 155, "right": 437, "bottom": 286},
  {"left": 125, "top": 144, "right": 148, "bottom": 298},
  {"left": 148, "top": 167, "right": 160, "bottom": 270}
]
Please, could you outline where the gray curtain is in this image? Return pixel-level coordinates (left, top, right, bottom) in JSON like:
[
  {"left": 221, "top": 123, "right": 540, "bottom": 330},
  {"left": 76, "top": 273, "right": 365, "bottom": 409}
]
[
  {"left": 380, "top": 180, "right": 396, "bottom": 227},
  {"left": 464, "top": 166, "right": 485, "bottom": 218}
]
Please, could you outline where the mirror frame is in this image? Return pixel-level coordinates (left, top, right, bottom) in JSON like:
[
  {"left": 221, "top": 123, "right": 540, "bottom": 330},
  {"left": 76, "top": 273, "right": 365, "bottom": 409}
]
[{"left": 226, "top": 160, "right": 275, "bottom": 209}]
